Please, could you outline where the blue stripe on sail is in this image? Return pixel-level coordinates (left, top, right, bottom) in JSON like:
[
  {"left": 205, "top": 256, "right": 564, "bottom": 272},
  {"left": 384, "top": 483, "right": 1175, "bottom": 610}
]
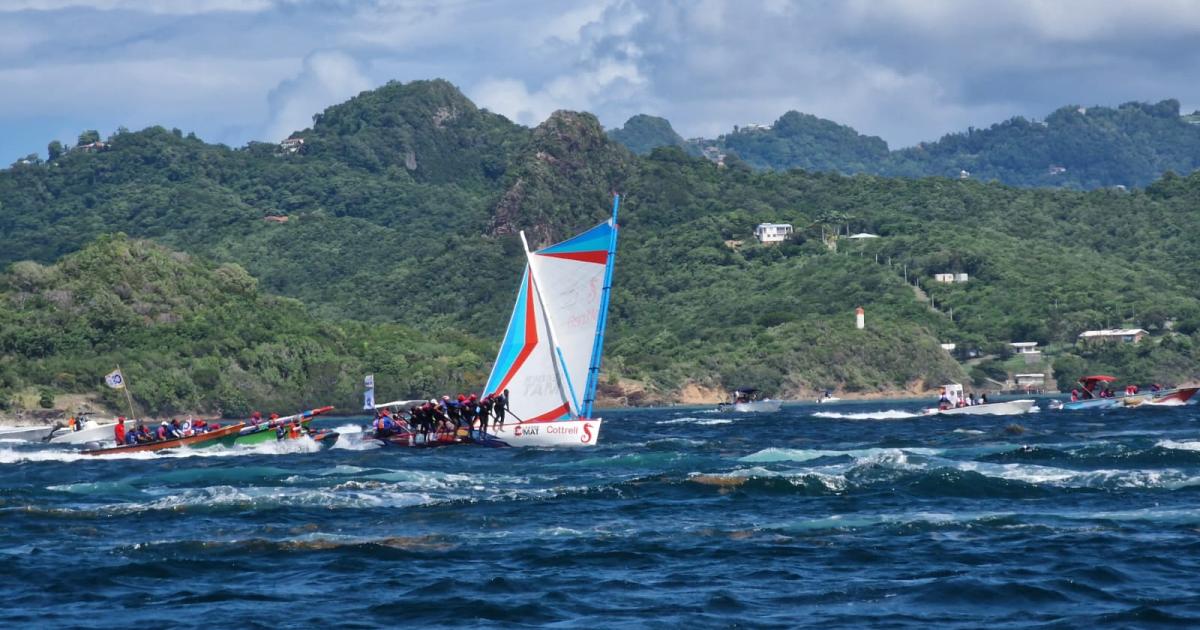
[
  {"left": 582, "top": 196, "right": 620, "bottom": 418},
  {"left": 484, "top": 267, "right": 530, "bottom": 394},
  {"left": 538, "top": 221, "right": 612, "bottom": 255}
]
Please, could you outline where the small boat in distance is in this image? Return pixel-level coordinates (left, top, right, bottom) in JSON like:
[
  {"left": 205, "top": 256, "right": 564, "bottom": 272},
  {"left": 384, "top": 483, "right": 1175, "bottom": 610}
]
[
  {"left": 922, "top": 384, "right": 1035, "bottom": 416},
  {"left": 816, "top": 390, "right": 841, "bottom": 404},
  {"left": 718, "top": 388, "right": 783, "bottom": 413}
]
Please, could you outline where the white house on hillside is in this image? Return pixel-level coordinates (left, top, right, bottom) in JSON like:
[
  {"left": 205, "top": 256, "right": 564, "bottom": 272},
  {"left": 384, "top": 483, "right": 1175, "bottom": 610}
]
[
  {"left": 1078, "top": 329, "right": 1148, "bottom": 344},
  {"left": 754, "top": 223, "right": 793, "bottom": 244}
]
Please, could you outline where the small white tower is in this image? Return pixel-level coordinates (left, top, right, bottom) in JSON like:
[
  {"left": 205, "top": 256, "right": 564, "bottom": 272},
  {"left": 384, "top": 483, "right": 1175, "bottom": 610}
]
[{"left": 855, "top": 306, "right": 865, "bottom": 330}]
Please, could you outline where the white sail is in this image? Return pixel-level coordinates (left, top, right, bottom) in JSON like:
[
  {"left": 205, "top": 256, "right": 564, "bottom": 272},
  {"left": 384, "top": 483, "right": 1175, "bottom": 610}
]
[
  {"left": 481, "top": 265, "right": 574, "bottom": 422},
  {"left": 482, "top": 196, "right": 619, "bottom": 441}
]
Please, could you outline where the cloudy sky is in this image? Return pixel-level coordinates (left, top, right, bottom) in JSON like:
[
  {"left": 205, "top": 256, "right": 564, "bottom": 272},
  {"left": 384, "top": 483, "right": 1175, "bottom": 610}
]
[{"left": 3, "top": 0, "right": 1200, "bottom": 162}]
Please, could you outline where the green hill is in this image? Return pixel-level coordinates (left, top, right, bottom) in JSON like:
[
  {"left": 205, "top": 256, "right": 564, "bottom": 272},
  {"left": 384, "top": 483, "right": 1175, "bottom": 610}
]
[
  {"left": 609, "top": 100, "right": 1200, "bottom": 189},
  {"left": 0, "top": 235, "right": 492, "bottom": 416},
  {"left": 607, "top": 115, "right": 690, "bottom": 156},
  {"left": 4, "top": 79, "right": 1200, "bottom": 414}
]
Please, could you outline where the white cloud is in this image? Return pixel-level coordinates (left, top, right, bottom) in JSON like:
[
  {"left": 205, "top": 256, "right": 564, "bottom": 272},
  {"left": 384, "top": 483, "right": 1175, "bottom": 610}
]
[
  {"left": 264, "top": 50, "right": 372, "bottom": 140},
  {"left": 1, "top": 0, "right": 274, "bottom": 13},
  {"left": 4, "top": 0, "right": 1200, "bottom": 160}
]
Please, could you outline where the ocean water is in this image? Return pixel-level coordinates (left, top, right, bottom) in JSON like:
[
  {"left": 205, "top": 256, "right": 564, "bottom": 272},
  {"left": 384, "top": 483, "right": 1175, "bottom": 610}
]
[{"left": 4, "top": 401, "right": 1200, "bottom": 628}]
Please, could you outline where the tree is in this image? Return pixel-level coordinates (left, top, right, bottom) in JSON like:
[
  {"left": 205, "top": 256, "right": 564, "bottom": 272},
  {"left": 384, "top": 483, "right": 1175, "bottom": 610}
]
[
  {"left": 48, "top": 140, "right": 64, "bottom": 161},
  {"left": 77, "top": 130, "right": 101, "bottom": 146}
]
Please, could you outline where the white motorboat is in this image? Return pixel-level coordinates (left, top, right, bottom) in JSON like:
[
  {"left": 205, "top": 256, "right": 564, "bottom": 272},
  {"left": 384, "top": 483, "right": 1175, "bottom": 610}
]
[
  {"left": 921, "top": 384, "right": 1035, "bottom": 417},
  {"left": 48, "top": 415, "right": 120, "bottom": 445},
  {"left": 816, "top": 391, "right": 841, "bottom": 404},
  {"left": 923, "top": 399, "right": 1036, "bottom": 416},
  {"left": 0, "top": 425, "right": 56, "bottom": 441},
  {"left": 718, "top": 388, "right": 783, "bottom": 413}
]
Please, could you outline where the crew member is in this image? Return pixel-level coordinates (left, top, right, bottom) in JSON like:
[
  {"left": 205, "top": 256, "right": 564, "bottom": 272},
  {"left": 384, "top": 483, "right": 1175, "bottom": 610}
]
[
  {"left": 113, "top": 417, "right": 126, "bottom": 445},
  {"left": 494, "top": 389, "right": 510, "bottom": 429}
]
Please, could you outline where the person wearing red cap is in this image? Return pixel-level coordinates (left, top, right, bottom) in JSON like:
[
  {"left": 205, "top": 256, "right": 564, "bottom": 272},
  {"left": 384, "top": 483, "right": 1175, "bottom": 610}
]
[{"left": 113, "top": 417, "right": 126, "bottom": 446}]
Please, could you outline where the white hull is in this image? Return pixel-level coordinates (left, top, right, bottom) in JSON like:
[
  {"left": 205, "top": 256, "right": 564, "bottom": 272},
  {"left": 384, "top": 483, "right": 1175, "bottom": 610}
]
[
  {"left": 722, "top": 400, "right": 783, "bottom": 413},
  {"left": 0, "top": 425, "right": 55, "bottom": 441},
  {"left": 48, "top": 420, "right": 119, "bottom": 445},
  {"left": 488, "top": 419, "right": 601, "bottom": 447},
  {"left": 924, "top": 400, "right": 1036, "bottom": 416},
  {"left": 816, "top": 397, "right": 841, "bottom": 404}
]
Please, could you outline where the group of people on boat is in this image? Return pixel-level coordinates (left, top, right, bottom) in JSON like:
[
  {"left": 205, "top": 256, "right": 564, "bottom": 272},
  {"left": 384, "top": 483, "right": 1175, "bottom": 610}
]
[
  {"left": 936, "top": 389, "right": 989, "bottom": 411},
  {"left": 371, "top": 390, "right": 510, "bottom": 443},
  {"left": 1070, "top": 383, "right": 1163, "bottom": 402},
  {"left": 113, "top": 416, "right": 223, "bottom": 446}
]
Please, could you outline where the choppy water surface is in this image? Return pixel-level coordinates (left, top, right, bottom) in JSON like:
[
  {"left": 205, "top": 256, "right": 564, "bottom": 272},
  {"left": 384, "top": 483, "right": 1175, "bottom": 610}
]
[{"left": 5, "top": 401, "right": 1200, "bottom": 628}]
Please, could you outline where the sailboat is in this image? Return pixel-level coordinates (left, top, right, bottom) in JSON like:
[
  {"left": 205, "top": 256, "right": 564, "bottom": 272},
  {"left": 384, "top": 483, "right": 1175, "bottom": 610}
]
[{"left": 481, "top": 194, "right": 621, "bottom": 447}]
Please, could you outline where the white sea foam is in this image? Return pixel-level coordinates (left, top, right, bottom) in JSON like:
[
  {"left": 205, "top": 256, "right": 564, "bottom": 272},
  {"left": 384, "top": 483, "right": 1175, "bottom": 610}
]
[
  {"left": 812, "top": 410, "right": 918, "bottom": 420},
  {"left": 740, "top": 446, "right": 941, "bottom": 464},
  {"left": 0, "top": 434, "right": 326, "bottom": 464},
  {"left": 1157, "top": 439, "right": 1200, "bottom": 451},
  {"left": 656, "top": 417, "right": 733, "bottom": 426}
]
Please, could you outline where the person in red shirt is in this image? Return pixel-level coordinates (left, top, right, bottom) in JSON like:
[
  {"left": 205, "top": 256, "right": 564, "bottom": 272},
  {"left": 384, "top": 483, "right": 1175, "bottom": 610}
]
[{"left": 113, "top": 417, "right": 126, "bottom": 445}]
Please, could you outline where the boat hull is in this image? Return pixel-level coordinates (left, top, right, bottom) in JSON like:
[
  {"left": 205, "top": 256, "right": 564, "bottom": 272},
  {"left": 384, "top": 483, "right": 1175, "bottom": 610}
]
[
  {"left": 488, "top": 419, "right": 602, "bottom": 447},
  {"left": 925, "top": 400, "right": 1036, "bottom": 416},
  {"left": 377, "top": 430, "right": 509, "bottom": 449},
  {"left": 84, "top": 423, "right": 245, "bottom": 455},
  {"left": 1056, "top": 398, "right": 1121, "bottom": 411},
  {"left": 49, "top": 420, "right": 119, "bottom": 445},
  {"left": 1122, "top": 386, "right": 1200, "bottom": 408},
  {"left": 0, "top": 426, "right": 55, "bottom": 442},
  {"left": 202, "top": 419, "right": 314, "bottom": 448}
]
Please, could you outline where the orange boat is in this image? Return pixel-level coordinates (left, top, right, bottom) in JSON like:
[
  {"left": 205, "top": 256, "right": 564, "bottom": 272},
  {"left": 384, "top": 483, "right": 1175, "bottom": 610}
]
[{"left": 83, "top": 423, "right": 245, "bottom": 456}]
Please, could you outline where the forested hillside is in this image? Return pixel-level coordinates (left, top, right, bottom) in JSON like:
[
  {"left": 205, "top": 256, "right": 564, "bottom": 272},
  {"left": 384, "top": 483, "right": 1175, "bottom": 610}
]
[
  {"left": 3, "top": 79, "right": 1200, "bottom": 415},
  {"left": 610, "top": 100, "right": 1200, "bottom": 189},
  {"left": 0, "top": 236, "right": 491, "bottom": 416}
]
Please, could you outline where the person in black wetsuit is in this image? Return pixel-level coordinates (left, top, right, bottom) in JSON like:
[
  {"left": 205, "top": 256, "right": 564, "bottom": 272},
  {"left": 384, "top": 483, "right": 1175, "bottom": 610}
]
[
  {"left": 478, "top": 395, "right": 493, "bottom": 435},
  {"left": 493, "top": 389, "right": 509, "bottom": 429}
]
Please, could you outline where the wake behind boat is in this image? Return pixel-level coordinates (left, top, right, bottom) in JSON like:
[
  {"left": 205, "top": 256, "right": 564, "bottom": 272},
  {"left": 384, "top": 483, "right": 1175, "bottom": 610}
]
[{"left": 478, "top": 194, "right": 622, "bottom": 447}]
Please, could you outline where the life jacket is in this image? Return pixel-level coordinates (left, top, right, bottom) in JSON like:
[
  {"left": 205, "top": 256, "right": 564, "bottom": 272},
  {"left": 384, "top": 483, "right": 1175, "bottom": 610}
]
[
  {"left": 288, "top": 424, "right": 301, "bottom": 439},
  {"left": 114, "top": 424, "right": 126, "bottom": 444}
]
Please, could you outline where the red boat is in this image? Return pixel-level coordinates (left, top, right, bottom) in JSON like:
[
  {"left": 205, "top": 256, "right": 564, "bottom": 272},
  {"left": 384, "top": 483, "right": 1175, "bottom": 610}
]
[
  {"left": 1123, "top": 386, "right": 1200, "bottom": 408},
  {"left": 84, "top": 423, "right": 246, "bottom": 456}
]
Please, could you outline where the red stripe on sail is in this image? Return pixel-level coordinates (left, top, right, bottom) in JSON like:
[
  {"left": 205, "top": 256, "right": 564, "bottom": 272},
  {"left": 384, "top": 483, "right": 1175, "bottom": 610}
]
[
  {"left": 495, "top": 270, "right": 539, "bottom": 394},
  {"left": 541, "top": 250, "right": 608, "bottom": 265},
  {"left": 523, "top": 403, "right": 572, "bottom": 423}
]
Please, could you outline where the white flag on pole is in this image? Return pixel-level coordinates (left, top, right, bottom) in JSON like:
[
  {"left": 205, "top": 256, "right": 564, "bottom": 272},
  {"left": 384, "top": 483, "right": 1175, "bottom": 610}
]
[
  {"left": 104, "top": 369, "right": 125, "bottom": 389},
  {"left": 363, "top": 374, "right": 375, "bottom": 410}
]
